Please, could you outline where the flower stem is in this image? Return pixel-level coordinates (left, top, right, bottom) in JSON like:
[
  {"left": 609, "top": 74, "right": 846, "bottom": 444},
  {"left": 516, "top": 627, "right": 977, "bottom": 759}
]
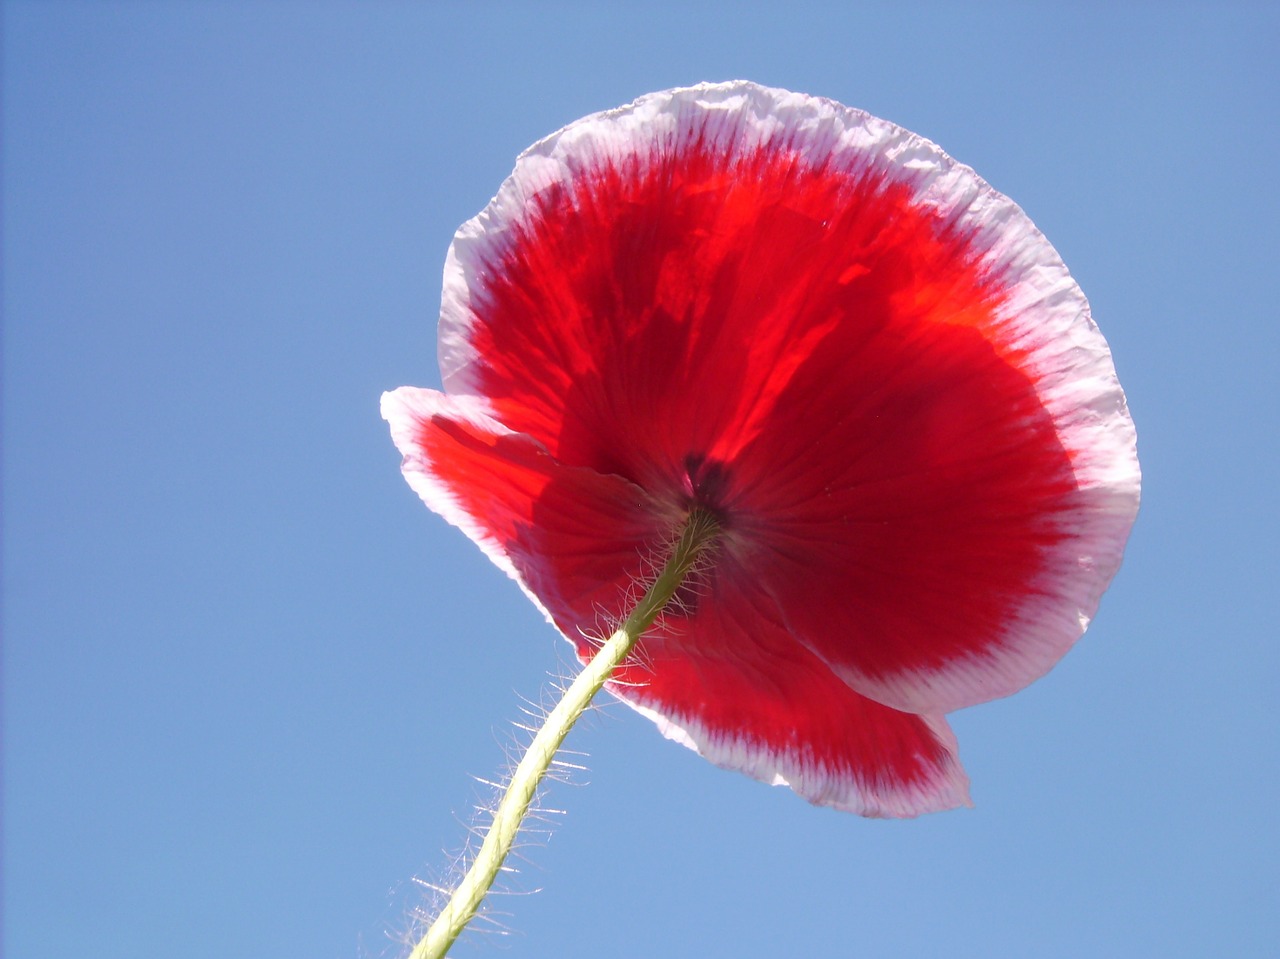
[{"left": 410, "top": 508, "right": 720, "bottom": 959}]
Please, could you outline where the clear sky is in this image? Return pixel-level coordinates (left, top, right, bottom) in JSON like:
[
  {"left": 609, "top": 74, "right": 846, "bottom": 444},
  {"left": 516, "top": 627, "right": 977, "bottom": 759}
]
[{"left": 4, "top": 3, "right": 1277, "bottom": 958}]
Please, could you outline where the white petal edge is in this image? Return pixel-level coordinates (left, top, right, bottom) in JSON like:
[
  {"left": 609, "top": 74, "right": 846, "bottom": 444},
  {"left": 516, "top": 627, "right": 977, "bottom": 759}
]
[
  {"left": 618, "top": 693, "right": 972, "bottom": 819},
  {"left": 380, "top": 386, "right": 562, "bottom": 631}
]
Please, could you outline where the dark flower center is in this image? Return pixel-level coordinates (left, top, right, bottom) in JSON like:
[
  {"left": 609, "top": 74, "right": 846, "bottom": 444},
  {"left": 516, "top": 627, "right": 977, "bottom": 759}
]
[
  {"left": 663, "top": 455, "right": 732, "bottom": 620},
  {"left": 681, "top": 453, "right": 732, "bottom": 523}
]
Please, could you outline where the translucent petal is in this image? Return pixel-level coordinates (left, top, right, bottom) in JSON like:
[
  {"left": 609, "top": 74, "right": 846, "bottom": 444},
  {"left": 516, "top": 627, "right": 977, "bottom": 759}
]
[
  {"left": 383, "top": 388, "right": 970, "bottom": 815},
  {"left": 433, "top": 81, "right": 1139, "bottom": 714}
]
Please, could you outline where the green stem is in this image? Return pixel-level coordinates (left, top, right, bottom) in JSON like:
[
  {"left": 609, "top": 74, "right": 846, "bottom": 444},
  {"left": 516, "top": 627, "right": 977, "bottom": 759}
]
[{"left": 410, "top": 508, "right": 720, "bottom": 959}]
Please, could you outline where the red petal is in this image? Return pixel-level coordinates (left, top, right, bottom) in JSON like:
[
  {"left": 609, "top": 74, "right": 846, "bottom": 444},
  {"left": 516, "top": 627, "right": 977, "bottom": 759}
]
[
  {"left": 599, "top": 566, "right": 971, "bottom": 818},
  {"left": 381, "top": 387, "right": 661, "bottom": 626},
  {"left": 383, "top": 387, "right": 969, "bottom": 816},
  {"left": 435, "top": 82, "right": 1139, "bottom": 713},
  {"left": 721, "top": 308, "right": 1097, "bottom": 714}
]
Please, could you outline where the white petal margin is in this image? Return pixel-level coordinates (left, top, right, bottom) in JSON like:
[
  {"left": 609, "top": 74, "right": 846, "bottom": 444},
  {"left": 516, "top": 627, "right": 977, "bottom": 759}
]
[
  {"left": 434, "top": 79, "right": 1140, "bottom": 716},
  {"left": 380, "top": 386, "right": 561, "bottom": 628},
  {"left": 620, "top": 695, "right": 972, "bottom": 819},
  {"left": 841, "top": 247, "right": 1141, "bottom": 715}
]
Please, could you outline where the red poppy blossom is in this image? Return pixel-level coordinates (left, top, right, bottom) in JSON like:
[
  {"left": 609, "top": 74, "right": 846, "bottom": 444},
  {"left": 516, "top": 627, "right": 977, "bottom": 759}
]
[{"left": 383, "top": 81, "right": 1140, "bottom": 818}]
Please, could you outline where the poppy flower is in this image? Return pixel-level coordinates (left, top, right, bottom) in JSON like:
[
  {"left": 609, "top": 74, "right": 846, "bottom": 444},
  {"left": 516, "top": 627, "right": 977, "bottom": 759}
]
[{"left": 383, "top": 81, "right": 1139, "bottom": 818}]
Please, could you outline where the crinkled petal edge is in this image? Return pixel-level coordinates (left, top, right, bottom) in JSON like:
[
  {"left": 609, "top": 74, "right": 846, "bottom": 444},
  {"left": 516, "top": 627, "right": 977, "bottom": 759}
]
[{"left": 618, "top": 693, "right": 972, "bottom": 819}]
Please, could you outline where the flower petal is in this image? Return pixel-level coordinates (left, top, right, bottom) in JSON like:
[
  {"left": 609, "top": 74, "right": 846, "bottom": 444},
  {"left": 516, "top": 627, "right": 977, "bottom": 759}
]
[
  {"left": 721, "top": 282, "right": 1137, "bottom": 714},
  {"left": 381, "top": 387, "right": 661, "bottom": 628},
  {"left": 601, "top": 570, "right": 971, "bottom": 818},
  {"left": 432, "top": 80, "right": 1139, "bottom": 714},
  {"left": 383, "top": 387, "right": 968, "bottom": 816}
]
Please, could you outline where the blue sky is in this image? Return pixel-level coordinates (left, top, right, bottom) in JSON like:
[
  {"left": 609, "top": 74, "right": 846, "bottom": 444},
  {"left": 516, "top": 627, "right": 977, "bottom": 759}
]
[{"left": 4, "top": 3, "right": 1277, "bottom": 958}]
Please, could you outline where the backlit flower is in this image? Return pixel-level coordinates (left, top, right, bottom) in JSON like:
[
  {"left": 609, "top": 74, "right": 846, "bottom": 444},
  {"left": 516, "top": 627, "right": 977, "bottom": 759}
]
[{"left": 383, "top": 81, "right": 1140, "bottom": 818}]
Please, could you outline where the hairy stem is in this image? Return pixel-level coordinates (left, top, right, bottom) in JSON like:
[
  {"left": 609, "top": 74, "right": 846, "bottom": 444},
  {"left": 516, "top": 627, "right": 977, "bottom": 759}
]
[{"left": 410, "top": 508, "right": 720, "bottom": 959}]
